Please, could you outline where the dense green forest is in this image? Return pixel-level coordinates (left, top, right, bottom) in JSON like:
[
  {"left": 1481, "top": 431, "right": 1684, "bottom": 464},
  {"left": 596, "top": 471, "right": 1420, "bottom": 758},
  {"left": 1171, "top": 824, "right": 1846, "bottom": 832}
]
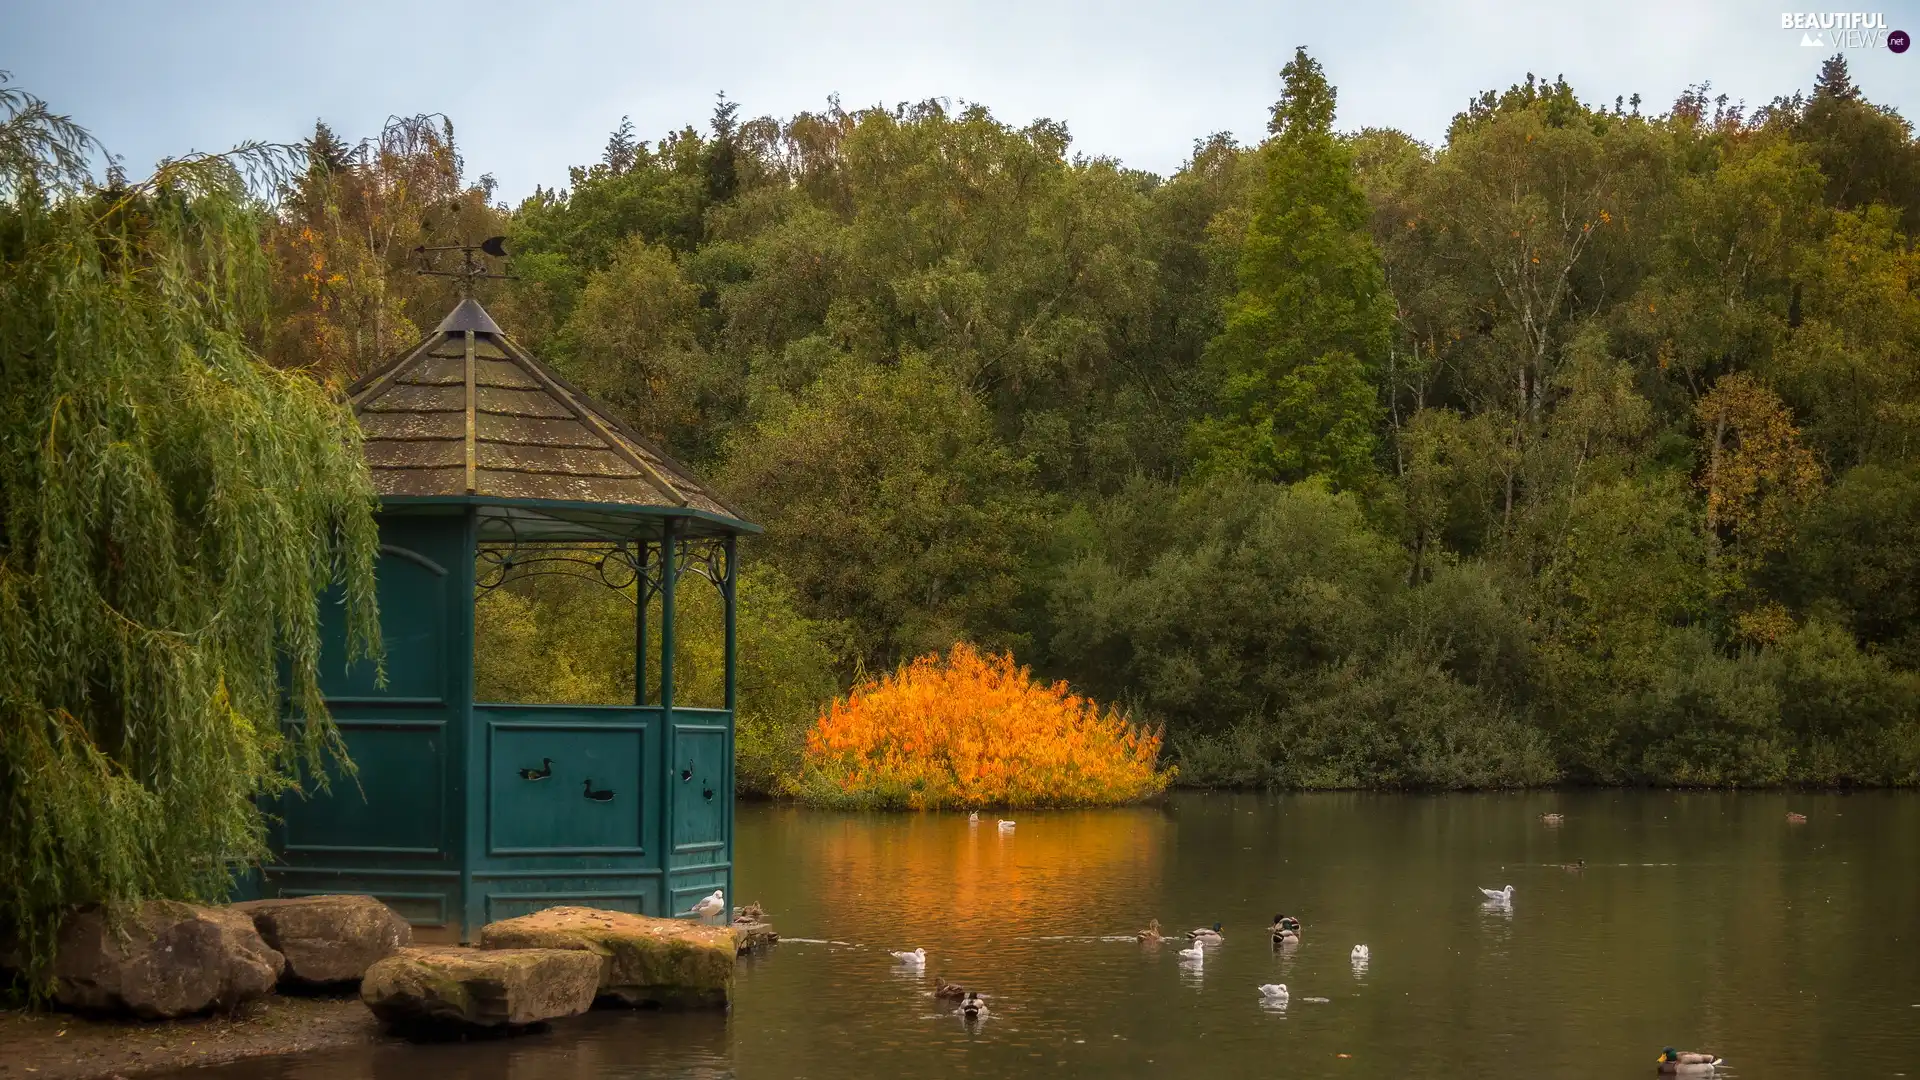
[{"left": 271, "top": 51, "right": 1920, "bottom": 791}]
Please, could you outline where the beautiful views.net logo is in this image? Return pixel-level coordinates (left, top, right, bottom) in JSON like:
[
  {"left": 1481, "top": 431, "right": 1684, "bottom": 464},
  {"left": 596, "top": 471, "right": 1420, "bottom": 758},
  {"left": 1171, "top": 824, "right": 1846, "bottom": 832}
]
[{"left": 1781, "top": 12, "right": 1910, "bottom": 51}]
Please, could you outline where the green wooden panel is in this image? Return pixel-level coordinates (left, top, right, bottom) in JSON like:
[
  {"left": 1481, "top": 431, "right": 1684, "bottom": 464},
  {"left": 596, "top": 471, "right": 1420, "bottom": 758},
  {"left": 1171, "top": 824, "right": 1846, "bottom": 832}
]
[
  {"left": 488, "top": 722, "right": 646, "bottom": 854},
  {"left": 316, "top": 538, "right": 449, "bottom": 702},
  {"left": 485, "top": 889, "right": 649, "bottom": 922},
  {"left": 671, "top": 726, "right": 728, "bottom": 853},
  {"left": 281, "top": 719, "right": 447, "bottom": 855}
]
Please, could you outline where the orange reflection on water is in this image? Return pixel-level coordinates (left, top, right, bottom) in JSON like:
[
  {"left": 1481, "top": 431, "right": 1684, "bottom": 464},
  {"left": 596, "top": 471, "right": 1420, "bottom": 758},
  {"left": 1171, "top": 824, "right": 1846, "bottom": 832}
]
[{"left": 791, "top": 808, "right": 1172, "bottom": 946}]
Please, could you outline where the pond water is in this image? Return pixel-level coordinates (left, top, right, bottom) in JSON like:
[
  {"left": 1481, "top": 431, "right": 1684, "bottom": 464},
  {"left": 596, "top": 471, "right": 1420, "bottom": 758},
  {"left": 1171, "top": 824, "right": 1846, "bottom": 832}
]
[{"left": 178, "top": 791, "right": 1918, "bottom": 1079}]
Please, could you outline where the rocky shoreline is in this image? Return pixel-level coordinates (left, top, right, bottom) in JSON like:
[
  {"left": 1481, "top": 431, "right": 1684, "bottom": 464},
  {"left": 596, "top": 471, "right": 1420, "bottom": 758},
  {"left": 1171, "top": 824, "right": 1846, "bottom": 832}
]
[
  {"left": 5, "top": 895, "right": 778, "bottom": 1079},
  {"left": 0, "top": 995, "right": 383, "bottom": 1080}
]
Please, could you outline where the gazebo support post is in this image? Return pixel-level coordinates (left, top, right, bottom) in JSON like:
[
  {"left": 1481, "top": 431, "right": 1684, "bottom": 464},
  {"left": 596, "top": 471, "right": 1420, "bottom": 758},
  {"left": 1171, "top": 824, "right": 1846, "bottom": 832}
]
[
  {"left": 658, "top": 518, "right": 678, "bottom": 912},
  {"left": 723, "top": 535, "right": 737, "bottom": 712},
  {"left": 634, "top": 541, "right": 650, "bottom": 706},
  {"left": 721, "top": 533, "right": 737, "bottom": 918}
]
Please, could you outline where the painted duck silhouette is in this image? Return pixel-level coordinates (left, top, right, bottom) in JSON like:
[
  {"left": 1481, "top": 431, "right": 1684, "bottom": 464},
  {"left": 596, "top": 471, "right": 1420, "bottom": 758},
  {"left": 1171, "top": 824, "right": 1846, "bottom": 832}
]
[
  {"left": 583, "top": 778, "right": 615, "bottom": 802},
  {"left": 518, "top": 758, "right": 553, "bottom": 781}
]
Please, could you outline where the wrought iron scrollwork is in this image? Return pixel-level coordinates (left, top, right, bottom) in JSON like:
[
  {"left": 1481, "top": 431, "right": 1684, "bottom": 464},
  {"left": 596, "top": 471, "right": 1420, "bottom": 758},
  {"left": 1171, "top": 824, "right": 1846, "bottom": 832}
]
[
  {"left": 674, "top": 538, "right": 734, "bottom": 592},
  {"left": 472, "top": 516, "right": 732, "bottom": 603},
  {"left": 475, "top": 541, "right": 646, "bottom": 599},
  {"left": 473, "top": 510, "right": 653, "bottom": 603}
]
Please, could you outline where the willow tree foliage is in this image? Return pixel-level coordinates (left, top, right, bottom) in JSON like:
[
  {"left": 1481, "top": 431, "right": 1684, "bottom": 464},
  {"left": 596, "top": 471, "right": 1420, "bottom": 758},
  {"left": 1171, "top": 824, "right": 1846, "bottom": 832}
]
[{"left": 0, "top": 81, "right": 380, "bottom": 988}]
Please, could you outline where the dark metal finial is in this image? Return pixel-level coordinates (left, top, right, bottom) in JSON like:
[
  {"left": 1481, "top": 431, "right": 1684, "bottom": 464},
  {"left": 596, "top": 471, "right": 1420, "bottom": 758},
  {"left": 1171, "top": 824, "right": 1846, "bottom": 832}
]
[{"left": 413, "top": 235, "right": 514, "bottom": 298}]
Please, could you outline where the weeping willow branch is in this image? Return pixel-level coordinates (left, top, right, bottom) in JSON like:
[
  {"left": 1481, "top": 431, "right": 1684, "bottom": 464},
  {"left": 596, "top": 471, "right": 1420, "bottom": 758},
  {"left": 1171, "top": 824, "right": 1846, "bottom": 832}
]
[{"left": 0, "top": 77, "right": 381, "bottom": 996}]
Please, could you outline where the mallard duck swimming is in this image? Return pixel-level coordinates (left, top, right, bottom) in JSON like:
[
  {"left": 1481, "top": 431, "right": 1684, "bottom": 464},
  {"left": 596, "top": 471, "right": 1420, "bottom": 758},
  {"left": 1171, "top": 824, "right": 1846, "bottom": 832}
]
[
  {"left": 1655, "top": 1048, "right": 1721, "bottom": 1074},
  {"left": 1187, "top": 922, "right": 1224, "bottom": 944},
  {"left": 1560, "top": 859, "right": 1587, "bottom": 872},
  {"left": 961, "top": 992, "right": 988, "bottom": 1020},
  {"left": 1136, "top": 918, "right": 1164, "bottom": 943},
  {"left": 890, "top": 947, "right": 927, "bottom": 967},
  {"left": 934, "top": 979, "right": 967, "bottom": 1000},
  {"left": 1270, "top": 915, "right": 1302, "bottom": 944},
  {"left": 1539, "top": 812, "right": 1565, "bottom": 825}
]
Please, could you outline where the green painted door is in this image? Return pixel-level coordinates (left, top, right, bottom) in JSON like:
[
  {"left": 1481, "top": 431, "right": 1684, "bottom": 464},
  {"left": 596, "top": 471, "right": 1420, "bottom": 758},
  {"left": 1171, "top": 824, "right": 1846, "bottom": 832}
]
[{"left": 268, "top": 511, "right": 472, "bottom": 934}]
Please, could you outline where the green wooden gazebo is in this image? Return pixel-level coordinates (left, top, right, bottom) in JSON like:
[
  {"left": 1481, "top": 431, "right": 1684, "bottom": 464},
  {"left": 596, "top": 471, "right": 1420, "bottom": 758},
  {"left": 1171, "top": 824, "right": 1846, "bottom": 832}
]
[{"left": 257, "top": 296, "right": 757, "bottom": 941}]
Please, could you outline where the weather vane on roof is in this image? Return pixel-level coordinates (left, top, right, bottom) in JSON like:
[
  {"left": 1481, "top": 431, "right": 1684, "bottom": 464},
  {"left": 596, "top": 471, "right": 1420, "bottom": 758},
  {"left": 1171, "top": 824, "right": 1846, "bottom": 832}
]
[{"left": 413, "top": 235, "right": 513, "bottom": 298}]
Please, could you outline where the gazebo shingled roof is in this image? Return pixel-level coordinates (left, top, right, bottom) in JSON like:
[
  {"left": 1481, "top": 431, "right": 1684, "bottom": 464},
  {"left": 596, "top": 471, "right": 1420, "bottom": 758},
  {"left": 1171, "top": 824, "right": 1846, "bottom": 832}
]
[{"left": 346, "top": 298, "right": 755, "bottom": 541}]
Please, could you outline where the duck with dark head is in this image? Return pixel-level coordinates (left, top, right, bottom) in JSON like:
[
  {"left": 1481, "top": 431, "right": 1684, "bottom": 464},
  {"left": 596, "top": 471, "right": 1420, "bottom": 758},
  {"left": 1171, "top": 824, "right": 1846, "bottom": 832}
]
[{"left": 1271, "top": 915, "right": 1302, "bottom": 945}]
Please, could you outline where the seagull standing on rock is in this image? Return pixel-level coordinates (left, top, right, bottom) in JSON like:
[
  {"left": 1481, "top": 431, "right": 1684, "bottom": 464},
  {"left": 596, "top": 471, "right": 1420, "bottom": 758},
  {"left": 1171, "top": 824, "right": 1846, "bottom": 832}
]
[{"left": 689, "top": 889, "right": 725, "bottom": 918}]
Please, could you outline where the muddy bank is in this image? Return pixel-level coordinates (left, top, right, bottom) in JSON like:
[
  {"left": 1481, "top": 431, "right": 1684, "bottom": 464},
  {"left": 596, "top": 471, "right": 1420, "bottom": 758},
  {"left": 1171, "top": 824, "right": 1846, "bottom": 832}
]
[{"left": 0, "top": 996, "right": 385, "bottom": 1080}]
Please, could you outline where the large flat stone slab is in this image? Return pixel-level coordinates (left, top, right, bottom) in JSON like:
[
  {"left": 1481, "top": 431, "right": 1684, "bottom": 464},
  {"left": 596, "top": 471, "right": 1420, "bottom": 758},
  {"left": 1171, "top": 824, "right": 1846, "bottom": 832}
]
[
  {"left": 231, "top": 894, "right": 412, "bottom": 987},
  {"left": 476, "top": 906, "right": 737, "bottom": 1009},
  {"left": 359, "top": 946, "right": 599, "bottom": 1032},
  {"left": 54, "top": 901, "right": 284, "bottom": 1019}
]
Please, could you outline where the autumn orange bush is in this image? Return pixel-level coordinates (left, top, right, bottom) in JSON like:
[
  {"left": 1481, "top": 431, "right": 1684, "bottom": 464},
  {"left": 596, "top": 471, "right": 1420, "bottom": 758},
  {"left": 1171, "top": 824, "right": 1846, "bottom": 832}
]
[{"left": 795, "top": 643, "right": 1172, "bottom": 809}]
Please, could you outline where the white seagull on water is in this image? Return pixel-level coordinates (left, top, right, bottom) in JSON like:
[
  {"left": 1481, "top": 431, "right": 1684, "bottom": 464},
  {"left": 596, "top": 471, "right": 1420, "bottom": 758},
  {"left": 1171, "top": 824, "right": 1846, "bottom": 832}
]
[
  {"left": 1480, "top": 884, "right": 1515, "bottom": 905},
  {"left": 1258, "top": 983, "right": 1289, "bottom": 1004},
  {"left": 890, "top": 947, "right": 927, "bottom": 967}
]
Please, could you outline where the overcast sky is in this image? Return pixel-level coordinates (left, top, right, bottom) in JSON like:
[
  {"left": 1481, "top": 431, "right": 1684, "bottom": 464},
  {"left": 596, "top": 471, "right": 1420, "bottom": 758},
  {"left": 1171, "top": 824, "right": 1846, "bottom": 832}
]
[{"left": 5, "top": 0, "right": 1918, "bottom": 202}]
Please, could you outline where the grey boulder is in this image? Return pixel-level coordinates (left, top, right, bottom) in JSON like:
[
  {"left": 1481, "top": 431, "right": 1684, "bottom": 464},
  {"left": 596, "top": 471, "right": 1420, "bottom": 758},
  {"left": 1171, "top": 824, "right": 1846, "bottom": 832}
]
[
  {"left": 54, "top": 901, "right": 284, "bottom": 1018},
  {"left": 230, "top": 894, "right": 411, "bottom": 987}
]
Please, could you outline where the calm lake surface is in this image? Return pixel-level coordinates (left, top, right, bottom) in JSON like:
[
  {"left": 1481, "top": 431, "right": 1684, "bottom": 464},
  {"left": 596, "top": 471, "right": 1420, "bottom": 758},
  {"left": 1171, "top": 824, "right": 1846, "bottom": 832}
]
[{"left": 178, "top": 791, "right": 1919, "bottom": 1078}]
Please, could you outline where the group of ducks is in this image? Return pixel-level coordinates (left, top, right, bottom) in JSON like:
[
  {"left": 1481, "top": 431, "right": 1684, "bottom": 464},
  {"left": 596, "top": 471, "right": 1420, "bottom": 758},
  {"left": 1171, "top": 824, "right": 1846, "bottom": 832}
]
[
  {"left": 883, "top": 810, "right": 1725, "bottom": 1070},
  {"left": 968, "top": 811, "right": 1016, "bottom": 833},
  {"left": 1119, "top": 884, "right": 1719, "bottom": 1074},
  {"left": 1132, "top": 914, "right": 1365, "bottom": 974},
  {"left": 887, "top": 947, "right": 988, "bottom": 1021}
]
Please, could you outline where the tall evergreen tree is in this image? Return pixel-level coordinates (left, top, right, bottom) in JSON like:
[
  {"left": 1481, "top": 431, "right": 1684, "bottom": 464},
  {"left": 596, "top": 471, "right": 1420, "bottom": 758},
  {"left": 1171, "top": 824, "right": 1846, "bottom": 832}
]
[
  {"left": 1191, "top": 47, "right": 1393, "bottom": 489},
  {"left": 1797, "top": 53, "right": 1920, "bottom": 226},
  {"left": 305, "top": 119, "right": 350, "bottom": 173},
  {"left": 706, "top": 92, "right": 740, "bottom": 204},
  {"left": 602, "top": 115, "right": 637, "bottom": 174}
]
